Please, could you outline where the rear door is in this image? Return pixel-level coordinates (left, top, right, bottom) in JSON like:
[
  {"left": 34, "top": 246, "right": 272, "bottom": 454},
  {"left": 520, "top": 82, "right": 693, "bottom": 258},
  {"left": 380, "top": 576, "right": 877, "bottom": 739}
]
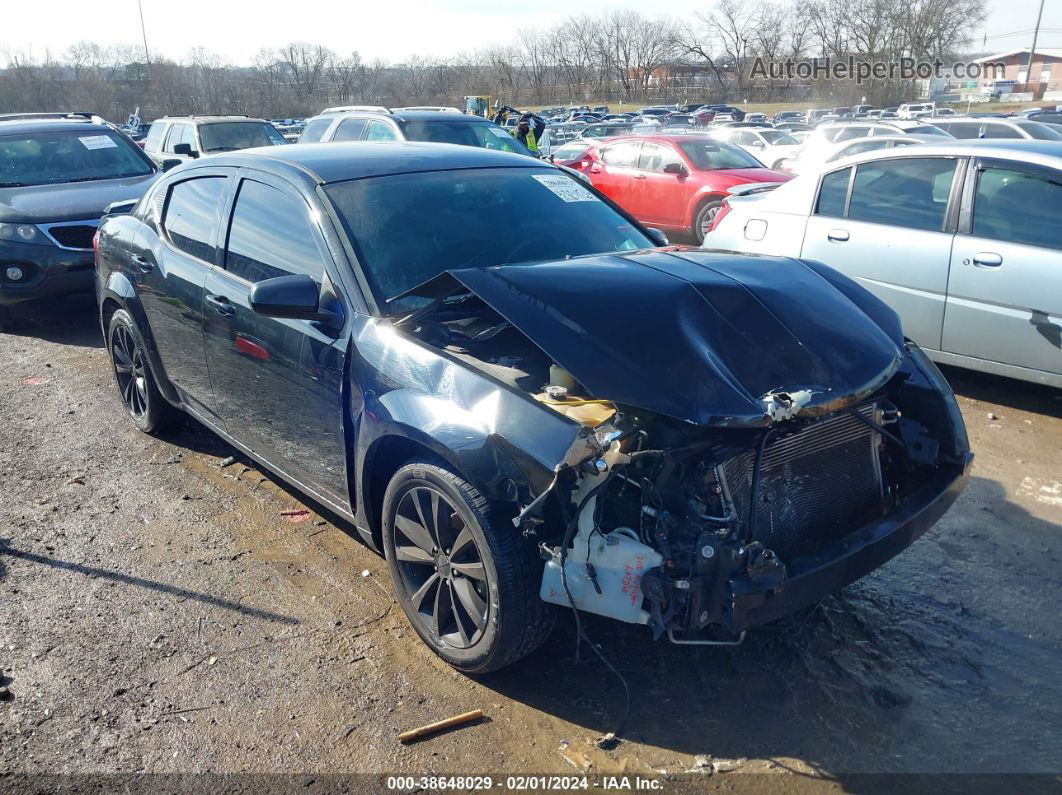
[
  {"left": 633, "top": 142, "right": 693, "bottom": 228},
  {"left": 801, "top": 156, "right": 962, "bottom": 350},
  {"left": 942, "top": 158, "right": 1062, "bottom": 380},
  {"left": 138, "top": 171, "right": 231, "bottom": 417},
  {"left": 202, "top": 173, "right": 349, "bottom": 505},
  {"left": 588, "top": 140, "right": 641, "bottom": 210}
]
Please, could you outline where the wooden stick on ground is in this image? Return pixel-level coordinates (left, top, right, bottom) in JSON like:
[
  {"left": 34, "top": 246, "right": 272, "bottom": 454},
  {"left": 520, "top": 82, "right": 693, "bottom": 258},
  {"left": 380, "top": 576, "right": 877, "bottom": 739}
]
[{"left": 398, "top": 709, "right": 484, "bottom": 744}]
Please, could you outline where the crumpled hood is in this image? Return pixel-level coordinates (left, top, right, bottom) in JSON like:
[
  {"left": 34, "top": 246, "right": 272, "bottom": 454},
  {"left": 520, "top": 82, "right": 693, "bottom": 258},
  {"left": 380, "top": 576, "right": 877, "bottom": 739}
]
[
  {"left": 422, "top": 249, "right": 906, "bottom": 427},
  {"left": 0, "top": 173, "right": 157, "bottom": 224}
]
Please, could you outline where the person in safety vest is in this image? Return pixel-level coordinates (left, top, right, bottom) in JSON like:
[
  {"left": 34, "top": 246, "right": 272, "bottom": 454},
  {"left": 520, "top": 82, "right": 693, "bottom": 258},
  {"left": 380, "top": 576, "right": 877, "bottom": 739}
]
[{"left": 491, "top": 106, "right": 545, "bottom": 153}]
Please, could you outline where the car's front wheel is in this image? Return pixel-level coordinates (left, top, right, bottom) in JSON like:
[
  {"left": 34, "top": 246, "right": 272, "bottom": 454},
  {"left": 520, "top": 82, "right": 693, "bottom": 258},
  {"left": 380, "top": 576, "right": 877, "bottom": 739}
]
[
  {"left": 382, "top": 458, "right": 554, "bottom": 673},
  {"left": 106, "top": 308, "right": 182, "bottom": 434}
]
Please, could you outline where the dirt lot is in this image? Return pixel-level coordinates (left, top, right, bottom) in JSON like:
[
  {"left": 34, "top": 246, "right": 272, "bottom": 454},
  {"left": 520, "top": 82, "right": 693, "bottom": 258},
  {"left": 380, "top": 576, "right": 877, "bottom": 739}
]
[{"left": 2, "top": 298, "right": 1061, "bottom": 792}]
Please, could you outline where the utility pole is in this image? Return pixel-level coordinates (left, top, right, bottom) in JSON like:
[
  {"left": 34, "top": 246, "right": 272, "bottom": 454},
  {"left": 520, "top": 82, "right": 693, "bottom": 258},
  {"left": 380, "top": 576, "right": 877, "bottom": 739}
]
[
  {"left": 1025, "top": 0, "right": 1045, "bottom": 91},
  {"left": 137, "top": 0, "right": 151, "bottom": 81}
]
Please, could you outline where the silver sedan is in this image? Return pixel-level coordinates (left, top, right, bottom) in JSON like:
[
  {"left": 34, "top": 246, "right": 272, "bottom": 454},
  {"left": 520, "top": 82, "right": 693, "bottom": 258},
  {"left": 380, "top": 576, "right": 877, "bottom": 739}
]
[{"left": 704, "top": 140, "right": 1062, "bottom": 388}]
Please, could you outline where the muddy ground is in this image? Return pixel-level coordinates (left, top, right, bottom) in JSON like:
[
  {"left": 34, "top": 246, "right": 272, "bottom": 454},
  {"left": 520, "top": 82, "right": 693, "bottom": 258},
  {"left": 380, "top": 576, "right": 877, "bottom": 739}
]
[{"left": 1, "top": 298, "right": 1060, "bottom": 793}]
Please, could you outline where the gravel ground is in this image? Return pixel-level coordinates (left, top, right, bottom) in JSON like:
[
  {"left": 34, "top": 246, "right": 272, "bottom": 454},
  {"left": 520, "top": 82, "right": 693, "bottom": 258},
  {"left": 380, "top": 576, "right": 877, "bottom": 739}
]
[{"left": 1, "top": 298, "right": 1060, "bottom": 792}]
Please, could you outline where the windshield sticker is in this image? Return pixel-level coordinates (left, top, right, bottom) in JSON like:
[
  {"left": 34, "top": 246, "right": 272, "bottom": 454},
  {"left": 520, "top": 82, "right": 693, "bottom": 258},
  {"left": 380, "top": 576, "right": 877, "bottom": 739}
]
[
  {"left": 532, "top": 174, "right": 599, "bottom": 203},
  {"left": 78, "top": 135, "right": 118, "bottom": 150},
  {"left": 487, "top": 126, "right": 513, "bottom": 139}
]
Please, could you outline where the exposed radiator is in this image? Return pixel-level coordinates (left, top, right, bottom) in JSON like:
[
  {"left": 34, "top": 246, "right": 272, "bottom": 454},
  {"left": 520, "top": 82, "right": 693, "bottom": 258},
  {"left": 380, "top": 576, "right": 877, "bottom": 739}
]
[{"left": 718, "top": 404, "right": 884, "bottom": 559}]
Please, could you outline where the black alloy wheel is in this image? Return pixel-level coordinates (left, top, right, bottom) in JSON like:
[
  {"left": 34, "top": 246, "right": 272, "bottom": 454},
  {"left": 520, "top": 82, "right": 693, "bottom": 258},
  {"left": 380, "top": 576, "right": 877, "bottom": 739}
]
[
  {"left": 392, "top": 485, "right": 489, "bottom": 649},
  {"left": 382, "top": 459, "right": 554, "bottom": 672},
  {"left": 106, "top": 308, "right": 182, "bottom": 434},
  {"left": 110, "top": 322, "right": 149, "bottom": 419}
]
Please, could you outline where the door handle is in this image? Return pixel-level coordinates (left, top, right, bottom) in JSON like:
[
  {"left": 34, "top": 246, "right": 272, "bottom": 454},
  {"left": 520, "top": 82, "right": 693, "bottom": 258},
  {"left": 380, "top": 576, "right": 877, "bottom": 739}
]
[
  {"left": 827, "top": 229, "right": 850, "bottom": 242},
  {"left": 131, "top": 254, "right": 153, "bottom": 273},
  {"left": 971, "top": 251, "right": 1003, "bottom": 268},
  {"left": 633, "top": 174, "right": 647, "bottom": 180},
  {"left": 205, "top": 294, "right": 235, "bottom": 316}
]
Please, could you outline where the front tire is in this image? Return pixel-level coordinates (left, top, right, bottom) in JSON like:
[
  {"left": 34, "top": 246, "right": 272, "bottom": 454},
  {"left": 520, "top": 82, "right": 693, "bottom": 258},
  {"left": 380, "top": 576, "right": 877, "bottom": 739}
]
[
  {"left": 693, "top": 199, "right": 723, "bottom": 244},
  {"left": 106, "top": 308, "right": 182, "bottom": 434},
  {"left": 382, "top": 459, "right": 554, "bottom": 673}
]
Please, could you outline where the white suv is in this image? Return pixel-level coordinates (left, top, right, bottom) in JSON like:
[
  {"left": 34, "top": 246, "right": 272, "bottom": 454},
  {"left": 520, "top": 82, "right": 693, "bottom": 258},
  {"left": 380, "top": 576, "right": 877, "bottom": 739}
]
[{"left": 898, "top": 103, "right": 935, "bottom": 119}]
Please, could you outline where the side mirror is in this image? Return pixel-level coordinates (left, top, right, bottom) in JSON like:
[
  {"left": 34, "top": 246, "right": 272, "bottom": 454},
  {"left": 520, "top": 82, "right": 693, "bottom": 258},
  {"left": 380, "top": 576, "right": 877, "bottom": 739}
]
[
  {"left": 249, "top": 274, "right": 334, "bottom": 322},
  {"left": 753, "top": 140, "right": 766, "bottom": 147},
  {"left": 663, "top": 162, "right": 688, "bottom": 177},
  {"left": 645, "top": 228, "right": 668, "bottom": 246},
  {"left": 173, "top": 143, "right": 198, "bottom": 158},
  {"left": 161, "top": 158, "right": 182, "bottom": 172}
]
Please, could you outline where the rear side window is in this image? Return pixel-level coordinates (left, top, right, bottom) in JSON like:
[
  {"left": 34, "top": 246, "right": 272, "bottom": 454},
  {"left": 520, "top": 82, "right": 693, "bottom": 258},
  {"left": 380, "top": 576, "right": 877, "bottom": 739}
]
[
  {"left": 847, "top": 158, "right": 956, "bottom": 231},
  {"left": 333, "top": 118, "right": 368, "bottom": 141},
  {"left": 637, "top": 143, "right": 683, "bottom": 171},
  {"left": 816, "top": 167, "right": 851, "bottom": 217},
  {"left": 972, "top": 167, "right": 1062, "bottom": 250},
  {"left": 602, "top": 142, "right": 640, "bottom": 167},
  {"left": 143, "top": 123, "right": 166, "bottom": 151},
  {"left": 163, "top": 176, "right": 227, "bottom": 262},
  {"left": 365, "top": 121, "right": 398, "bottom": 141},
  {"left": 225, "top": 180, "right": 324, "bottom": 283},
  {"left": 298, "top": 117, "right": 333, "bottom": 143}
]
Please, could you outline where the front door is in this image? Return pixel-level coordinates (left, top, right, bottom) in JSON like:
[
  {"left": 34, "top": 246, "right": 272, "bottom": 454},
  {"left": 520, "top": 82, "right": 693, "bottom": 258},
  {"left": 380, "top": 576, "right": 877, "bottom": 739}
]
[
  {"left": 801, "top": 156, "right": 961, "bottom": 351},
  {"left": 138, "top": 172, "right": 230, "bottom": 417},
  {"left": 202, "top": 174, "right": 349, "bottom": 506},
  {"left": 942, "top": 158, "right": 1062, "bottom": 379}
]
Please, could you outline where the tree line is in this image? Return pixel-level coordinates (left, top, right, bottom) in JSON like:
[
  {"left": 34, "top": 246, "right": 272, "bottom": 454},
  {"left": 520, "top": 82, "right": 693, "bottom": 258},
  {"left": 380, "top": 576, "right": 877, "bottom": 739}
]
[{"left": 0, "top": 0, "right": 984, "bottom": 121}]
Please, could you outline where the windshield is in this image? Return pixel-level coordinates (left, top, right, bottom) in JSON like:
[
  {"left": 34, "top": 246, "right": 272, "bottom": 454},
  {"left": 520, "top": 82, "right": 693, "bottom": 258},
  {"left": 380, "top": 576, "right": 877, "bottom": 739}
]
[
  {"left": 1016, "top": 120, "right": 1062, "bottom": 140},
  {"left": 0, "top": 129, "right": 153, "bottom": 187},
  {"left": 325, "top": 167, "right": 651, "bottom": 309},
  {"left": 759, "top": 130, "right": 798, "bottom": 145},
  {"left": 198, "top": 122, "right": 286, "bottom": 152},
  {"left": 400, "top": 120, "right": 534, "bottom": 156},
  {"left": 678, "top": 140, "right": 762, "bottom": 170}
]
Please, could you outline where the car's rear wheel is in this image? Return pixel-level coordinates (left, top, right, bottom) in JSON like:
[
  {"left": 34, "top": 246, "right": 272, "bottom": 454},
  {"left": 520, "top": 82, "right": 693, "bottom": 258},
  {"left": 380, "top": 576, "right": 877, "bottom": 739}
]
[
  {"left": 693, "top": 199, "right": 724, "bottom": 244},
  {"left": 107, "top": 309, "right": 182, "bottom": 434},
  {"left": 382, "top": 458, "right": 554, "bottom": 673}
]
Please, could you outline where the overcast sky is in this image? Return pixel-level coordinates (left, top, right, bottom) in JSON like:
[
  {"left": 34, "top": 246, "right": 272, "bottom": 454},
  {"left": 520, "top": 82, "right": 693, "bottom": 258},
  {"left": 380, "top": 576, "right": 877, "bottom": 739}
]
[{"left": 2, "top": 0, "right": 1059, "bottom": 64}]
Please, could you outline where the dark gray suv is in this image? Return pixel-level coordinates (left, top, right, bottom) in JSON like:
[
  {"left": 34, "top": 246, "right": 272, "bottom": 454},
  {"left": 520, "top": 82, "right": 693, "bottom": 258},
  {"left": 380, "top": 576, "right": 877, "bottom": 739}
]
[{"left": 0, "top": 113, "right": 158, "bottom": 328}]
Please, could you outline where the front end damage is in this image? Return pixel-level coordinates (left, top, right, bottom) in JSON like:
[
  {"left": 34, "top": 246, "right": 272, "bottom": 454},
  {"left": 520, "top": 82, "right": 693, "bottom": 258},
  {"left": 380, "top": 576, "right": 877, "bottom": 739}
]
[
  {"left": 525, "top": 345, "right": 971, "bottom": 642},
  {"left": 398, "top": 250, "right": 972, "bottom": 643}
]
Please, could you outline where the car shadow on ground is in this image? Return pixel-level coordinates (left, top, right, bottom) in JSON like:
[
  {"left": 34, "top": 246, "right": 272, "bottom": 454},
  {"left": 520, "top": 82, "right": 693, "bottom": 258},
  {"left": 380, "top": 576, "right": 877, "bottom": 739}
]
[
  {"left": 4, "top": 296, "right": 102, "bottom": 349},
  {"left": 473, "top": 474, "right": 1062, "bottom": 773},
  {"left": 0, "top": 536, "right": 298, "bottom": 625},
  {"left": 943, "top": 365, "right": 1061, "bottom": 419}
]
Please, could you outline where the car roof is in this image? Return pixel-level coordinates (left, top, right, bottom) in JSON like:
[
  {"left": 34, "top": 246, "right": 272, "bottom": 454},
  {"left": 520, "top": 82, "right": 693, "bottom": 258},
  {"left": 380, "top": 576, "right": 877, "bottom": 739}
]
[
  {"left": 311, "top": 109, "right": 491, "bottom": 123},
  {"left": 0, "top": 117, "right": 116, "bottom": 135},
  {"left": 159, "top": 116, "right": 269, "bottom": 124},
  {"left": 829, "top": 139, "right": 1062, "bottom": 168},
  {"left": 200, "top": 141, "right": 545, "bottom": 184}
]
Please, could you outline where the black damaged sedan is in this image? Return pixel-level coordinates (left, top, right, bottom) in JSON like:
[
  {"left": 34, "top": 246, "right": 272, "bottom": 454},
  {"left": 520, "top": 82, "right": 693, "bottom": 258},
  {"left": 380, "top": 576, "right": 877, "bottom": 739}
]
[{"left": 95, "top": 142, "right": 971, "bottom": 672}]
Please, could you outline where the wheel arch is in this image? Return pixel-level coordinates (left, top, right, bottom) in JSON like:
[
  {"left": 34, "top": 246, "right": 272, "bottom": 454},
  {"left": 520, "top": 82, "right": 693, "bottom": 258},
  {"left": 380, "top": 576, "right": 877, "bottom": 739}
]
[{"left": 99, "top": 277, "right": 180, "bottom": 405}]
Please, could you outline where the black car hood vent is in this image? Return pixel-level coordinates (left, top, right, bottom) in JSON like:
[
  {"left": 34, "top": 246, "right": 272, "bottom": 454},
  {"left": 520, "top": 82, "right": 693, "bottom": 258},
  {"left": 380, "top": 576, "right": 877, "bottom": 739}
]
[{"left": 410, "top": 249, "right": 906, "bottom": 427}]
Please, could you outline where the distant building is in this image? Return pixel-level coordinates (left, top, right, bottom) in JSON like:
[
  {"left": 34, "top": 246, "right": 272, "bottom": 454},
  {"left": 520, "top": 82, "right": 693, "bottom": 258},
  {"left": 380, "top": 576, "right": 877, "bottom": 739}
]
[{"left": 972, "top": 48, "right": 1062, "bottom": 97}]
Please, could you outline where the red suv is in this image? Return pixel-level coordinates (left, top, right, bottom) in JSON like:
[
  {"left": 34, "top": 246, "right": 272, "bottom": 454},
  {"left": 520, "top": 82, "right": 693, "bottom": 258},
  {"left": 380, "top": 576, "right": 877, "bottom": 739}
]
[{"left": 584, "top": 135, "right": 790, "bottom": 242}]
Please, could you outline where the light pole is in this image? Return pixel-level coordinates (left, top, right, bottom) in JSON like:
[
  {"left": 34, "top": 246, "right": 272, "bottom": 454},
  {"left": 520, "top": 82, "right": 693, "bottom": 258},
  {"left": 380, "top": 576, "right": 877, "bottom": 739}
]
[
  {"left": 137, "top": 0, "right": 150, "bottom": 80},
  {"left": 1025, "top": 0, "right": 1045, "bottom": 92}
]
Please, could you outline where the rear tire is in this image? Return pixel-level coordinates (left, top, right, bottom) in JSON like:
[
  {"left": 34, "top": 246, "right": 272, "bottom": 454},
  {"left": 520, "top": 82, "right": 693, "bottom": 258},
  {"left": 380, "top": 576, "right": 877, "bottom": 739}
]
[
  {"left": 382, "top": 458, "right": 554, "bottom": 673},
  {"left": 693, "top": 200, "right": 724, "bottom": 244},
  {"left": 106, "top": 308, "right": 182, "bottom": 434}
]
